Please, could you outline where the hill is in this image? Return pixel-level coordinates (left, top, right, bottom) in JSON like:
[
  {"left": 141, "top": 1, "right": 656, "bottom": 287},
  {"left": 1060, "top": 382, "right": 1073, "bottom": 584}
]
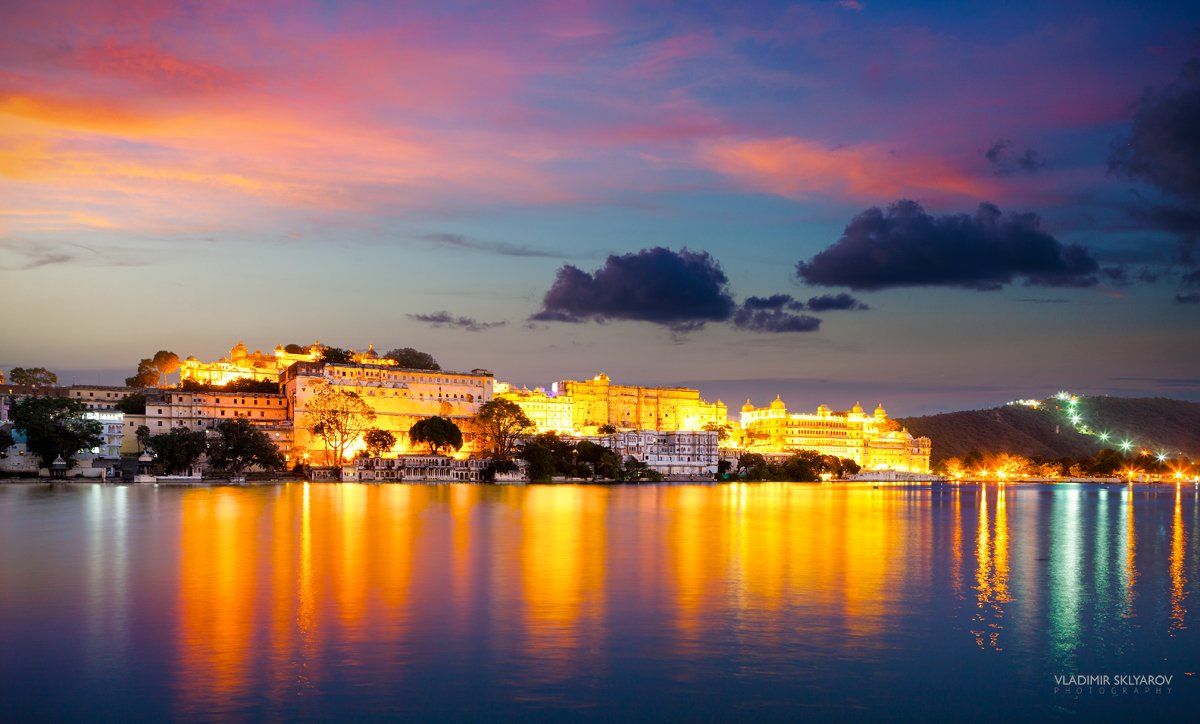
[{"left": 897, "top": 396, "right": 1200, "bottom": 463}]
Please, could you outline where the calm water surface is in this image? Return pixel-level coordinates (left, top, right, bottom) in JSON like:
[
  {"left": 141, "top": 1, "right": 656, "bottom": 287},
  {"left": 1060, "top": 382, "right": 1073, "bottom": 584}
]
[{"left": 2, "top": 482, "right": 1198, "bottom": 721}]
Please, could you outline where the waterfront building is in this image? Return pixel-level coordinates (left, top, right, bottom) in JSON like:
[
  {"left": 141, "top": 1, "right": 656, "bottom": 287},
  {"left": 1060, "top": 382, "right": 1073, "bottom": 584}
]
[
  {"left": 68, "top": 385, "right": 135, "bottom": 410},
  {"left": 127, "top": 389, "right": 293, "bottom": 459},
  {"left": 542, "top": 373, "right": 727, "bottom": 434},
  {"left": 585, "top": 429, "right": 720, "bottom": 478},
  {"left": 346, "top": 454, "right": 527, "bottom": 483},
  {"left": 83, "top": 410, "right": 125, "bottom": 475},
  {"left": 493, "top": 382, "right": 574, "bottom": 434},
  {"left": 283, "top": 361, "right": 494, "bottom": 464},
  {"left": 179, "top": 341, "right": 396, "bottom": 386},
  {"left": 739, "top": 397, "right": 932, "bottom": 473}
]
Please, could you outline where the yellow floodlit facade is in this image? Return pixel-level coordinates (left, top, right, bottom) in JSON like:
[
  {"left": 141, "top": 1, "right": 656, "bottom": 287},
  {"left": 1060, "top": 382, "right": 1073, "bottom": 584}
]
[
  {"left": 739, "top": 397, "right": 932, "bottom": 473},
  {"left": 497, "top": 373, "right": 727, "bottom": 435},
  {"left": 493, "top": 383, "right": 574, "bottom": 434},
  {"left": 283, "top": 361, "right": 495, "bottom": 464},
  {"left": 179, "top": 341, "right": 397, "bottom": 387}
]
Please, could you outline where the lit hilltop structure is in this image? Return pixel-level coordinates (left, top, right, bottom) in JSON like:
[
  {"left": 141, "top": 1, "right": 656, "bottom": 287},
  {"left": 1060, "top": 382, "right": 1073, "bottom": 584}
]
[{"left": 179, "top": 341, "right": 397, "bottom": 386}]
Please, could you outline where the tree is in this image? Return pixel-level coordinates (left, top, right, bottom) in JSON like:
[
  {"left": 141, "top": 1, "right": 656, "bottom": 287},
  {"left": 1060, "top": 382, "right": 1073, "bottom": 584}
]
[
  {"left": 283, "top": 343, "right": 306, "bottom": 354},
  {"left": 10, "top": 397, "right": 101, "bottom": 468},
  {"left": 135, "top": 425, "right": 151, "bottom": 453},
  {"left": 941, "top": 457, "right": 967, "bottom": 480},
  {"left": 207, "top": 418, "right": 285, "bottom": 476},
  {"left": 364, "top": 428, "right": 398, "bottom": 457},
  {"left": 0, "top": 427, "right": 14, "bottom": 458},
  {"left": 9, "top": 367, "right": 58, "bottom": 387},
  {"left": 576, "top": 440, "right": 622, "bottom": 480},
  {"left": 305, "top": 385, "right": 376, "bottom": 466},
  {"left": 702, "top": 422, "right": 732, "bottom": 443},
  {"left": 222, "top": 378, "right": 279, "bottom": 393},
  {"left": 152, "top": 351, "right": 180, "bottom": 384},
  {"left": 384, "top": 347, "right": 440, "bottom": 370},
  {"left": 716, "top": 459, "right": 733, "bottom": 480},
  {"left": 519, "top": 432, "right": 580, "bottom": 481},
  {"left": 597, "top": 423, "right": 618, "bottom": 435},
  {"left": 147, "top": 427, "right": 208, "bottom": 475},
  {"left": 618, "top": 456, "right": 663, "bottom": 482},
  {"left": 319, "top": 347, "right": 355, "bottom": 364},
  {"left": 126, "top": 358, "right": 159, "bottom": 388},
  {"left": 115, "top": 392, "right": 147, "bottom": 415},
  {"left": 408, "top": 416, "right": 464, "bottom": 455},
  {"left": 472, "top": 398, "right": 534, "bottom": 460}
]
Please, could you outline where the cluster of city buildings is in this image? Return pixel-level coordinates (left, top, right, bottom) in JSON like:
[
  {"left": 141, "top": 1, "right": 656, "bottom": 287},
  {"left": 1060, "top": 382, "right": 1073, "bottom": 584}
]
[{"left": 0, "top": 341, "right": 932, "bottom": 479}]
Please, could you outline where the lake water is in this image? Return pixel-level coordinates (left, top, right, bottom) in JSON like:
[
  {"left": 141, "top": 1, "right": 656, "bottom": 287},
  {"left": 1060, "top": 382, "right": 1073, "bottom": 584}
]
[{"left": 1, "top": 482, "right": 1198, "bottom": 721}]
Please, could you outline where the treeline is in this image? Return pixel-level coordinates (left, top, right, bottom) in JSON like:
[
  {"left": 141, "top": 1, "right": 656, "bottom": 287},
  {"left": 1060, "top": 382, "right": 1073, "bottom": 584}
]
[
  {"left": 519, "top": 432, "right": 663, "bottom": 482},
  {"left": 134, "top": 419, "right": 285, "bottom": 476},
  {"left": 730, "top": 452, "right": 861, "bottom": 482},
  {"left": 941, "top": 448, "right": 1196, "bottom": 478}
]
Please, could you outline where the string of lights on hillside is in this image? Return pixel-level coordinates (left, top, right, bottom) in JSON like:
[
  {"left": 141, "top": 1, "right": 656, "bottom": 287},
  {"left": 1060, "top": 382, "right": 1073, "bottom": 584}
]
[
  {"left": 999, "top": 392, "right": 1196, "bottom": 482},
  {"left": 1009, "top": 391, "right": 1184, "bottom": 462}
]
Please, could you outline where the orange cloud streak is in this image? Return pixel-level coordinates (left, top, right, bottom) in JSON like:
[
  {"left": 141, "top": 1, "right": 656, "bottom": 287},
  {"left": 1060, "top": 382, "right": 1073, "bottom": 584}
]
[{"left": 698, "top": 136, "right": 993, "bottom": 203}]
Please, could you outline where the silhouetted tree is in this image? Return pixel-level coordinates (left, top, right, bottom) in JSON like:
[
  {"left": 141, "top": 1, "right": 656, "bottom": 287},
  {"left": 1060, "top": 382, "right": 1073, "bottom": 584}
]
[
  {"left": 408, "top": 417, "right": 463, "bottom": 455},
  {"left": 207, "top": 418, "right": 285, "bottom": 476},
  {"left": 384, "top": 347, "right": 441, "bottom": 370}
]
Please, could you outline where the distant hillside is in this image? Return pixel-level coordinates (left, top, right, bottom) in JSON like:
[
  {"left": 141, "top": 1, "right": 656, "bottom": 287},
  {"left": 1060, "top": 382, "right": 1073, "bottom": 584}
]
[{"left": 898, "top": 396, "right": 1200, "bottom": 462}]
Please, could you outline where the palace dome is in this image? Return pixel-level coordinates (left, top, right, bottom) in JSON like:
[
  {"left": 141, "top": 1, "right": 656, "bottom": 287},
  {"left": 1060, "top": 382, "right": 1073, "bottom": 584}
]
[
  {"left": 741, "top": 399, "right": 755, "bottom": 413},
  {"left": 851, "top": 401, "right": 863, "bottom": 414},
  {"left": 770, "top": 395, "right": 786, "bottom": 410}
]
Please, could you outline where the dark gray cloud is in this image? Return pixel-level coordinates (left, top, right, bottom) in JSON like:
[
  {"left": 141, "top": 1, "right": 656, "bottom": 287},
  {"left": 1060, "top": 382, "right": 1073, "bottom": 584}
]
[
  {"left": 531, "top": 247, "right": 736, "bottom": 331},
  {"left": 742, "top": 293, "right": 804, "bottom": 311},
  {"left": 1177, "top": 293, "right": 1200, "bottom": 304},
  {"left": 741, "top": 292, "right": 868, "bottom": 313},
  {"left": 421, "top": 232, "right": 574, "bottom": 259},
  {"left": 796, "top": 200, "right": 1100, "bottom": 291},
  {"left": 730, "top": 294, "right": 821, "bottom": 333},
  {"left": 732, "top": 307, "right": 822, "bottom": 333},
  {"left": 805, "top": 293, "right": 869, "bottom": 311},
  {"left": 1014, "top": 298, "right": 1068, "bottom": 304},
  {"left": 1110, "top": 58, "right": 1200, "bottom": 263},
  {"left": 408, "top": 311, "right": 505, "bottom": 332},
  {"left": 985, "top": 139, "right": 1046, "bottom": 175}
]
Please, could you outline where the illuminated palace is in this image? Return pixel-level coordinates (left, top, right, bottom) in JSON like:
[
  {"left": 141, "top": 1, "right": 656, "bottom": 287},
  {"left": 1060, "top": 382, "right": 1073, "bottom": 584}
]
[
  {"left": 283, "top": 361, "right": 494, "bottom": 464},
  {"left": 496, "top": 373, "right": 727, "bottom": 435},
  {"left": 179, "top": 341, "right": 395, "bottom": 386},
  {"left": 739, "top": 397, "right": 932, "bottom": 473}
]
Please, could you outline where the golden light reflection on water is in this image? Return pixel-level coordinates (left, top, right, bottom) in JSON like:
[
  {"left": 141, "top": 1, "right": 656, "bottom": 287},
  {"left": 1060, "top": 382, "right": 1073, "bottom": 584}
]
[
  {"left": 154, "top": 481, "right": 1200, "bottom": 716},
  {"left": 519, "top": 485, "right": 608, "bottom": 684},
  {"left": 970, "top": 485, "right": 1011, "bottom": 651},
  {"left": 1123, "top": 486, "right": 1137, "bottom": 618},
  {"left": 177, "top": 488, "right": 264, "bottom": 711},
  {"left": 1171, "top": 484, "right": 1187, "bottom": 634}
]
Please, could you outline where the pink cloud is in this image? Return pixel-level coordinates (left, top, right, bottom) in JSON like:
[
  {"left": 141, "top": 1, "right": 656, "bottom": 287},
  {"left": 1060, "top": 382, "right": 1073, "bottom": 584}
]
[{"left": 697, "top": 136, "right": 994, "bottom": 203}]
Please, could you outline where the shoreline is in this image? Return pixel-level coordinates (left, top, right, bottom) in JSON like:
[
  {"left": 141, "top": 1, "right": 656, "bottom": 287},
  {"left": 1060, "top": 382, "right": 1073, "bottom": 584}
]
[{"left": 2, "top": 477, "right": 1195, "bottom": 486}]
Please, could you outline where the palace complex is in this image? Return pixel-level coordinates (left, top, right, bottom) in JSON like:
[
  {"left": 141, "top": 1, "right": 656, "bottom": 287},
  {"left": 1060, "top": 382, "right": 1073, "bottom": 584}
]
[
  {"left": 2, "top": 344, "right": 936, "bottom": 476},
  {"left": 179, "top": 341, "right": 395, "bottom": 386},
  {"left": 738, "top": 397, "right": 932, "bottom": 473}
]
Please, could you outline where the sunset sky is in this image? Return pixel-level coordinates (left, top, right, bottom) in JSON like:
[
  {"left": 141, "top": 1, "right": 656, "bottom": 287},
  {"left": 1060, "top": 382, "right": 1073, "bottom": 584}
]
[{"left": 2, "top": 0, "right": 1198, "bottom": 414}]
